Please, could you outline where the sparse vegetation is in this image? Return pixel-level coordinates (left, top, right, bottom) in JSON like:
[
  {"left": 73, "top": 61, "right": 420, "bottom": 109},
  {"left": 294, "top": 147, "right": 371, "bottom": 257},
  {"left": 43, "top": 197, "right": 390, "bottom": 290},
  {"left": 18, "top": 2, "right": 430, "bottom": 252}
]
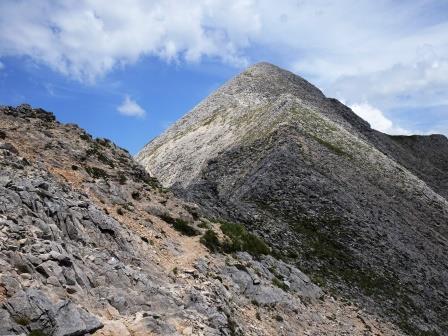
[
  {"left": 272, "top": 277, "right": 288, "bottom": 291},
  {"left": 160, "top": 213, "right": 199, "bottom": 236},
  {"left": 199, "top": 220, "right": 271, "bottom": 257},
  {"left": 29, "top": 331, "right": 47, "bottom": 336},
  {"left": 200, "top": 229, "right": 220, "bottom": 252},
  {"left": 117, "top": 208, "right": 124, "bottom": 216},
  {"left": 220, "top": 221, "right": 270, "bottom": 256},
  {"left": 197, "top": 221, "right": 210, "bottom": 229},
  {"left": 14, "top": 315, "right": 30, "bottom": 326},
  {"left": 173, "top": 218, "right": 199, "bottom": 236},
  {"left": 80, "top": 133, "right": 91, "bottom": 141},
  {"left": 86, "top": 144, "right": 115, "bottom": 168},
  {"left": 85, "top": 166, "right": 109, "bottom": 179},
  {"left": 117, "top": 173, "right": 127, "bottom": 185},
  {"left": 251, "top": 299, "right": 260, "bottom": 306},
  {"left": 313, "top": 136, "right": 347, "bottom": 157},
  {"left": 131, "top": 191, "right": 141, "bottom": 200}
]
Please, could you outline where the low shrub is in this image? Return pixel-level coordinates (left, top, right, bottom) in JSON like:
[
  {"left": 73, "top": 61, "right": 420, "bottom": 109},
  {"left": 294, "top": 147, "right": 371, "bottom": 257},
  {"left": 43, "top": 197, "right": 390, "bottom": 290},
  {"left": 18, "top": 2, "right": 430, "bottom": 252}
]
[
  {"left": 220, "top": 221, "right": 270, "bottom": 256},
  {"left": 160, "top": 213, "right": 198, "bottom": 236},
  {"left": 85, "top": 166, "right": 108, "bottom": 179},
  {"left": 117, "top": 173, "right": 127, "bottom": 185},
  {"left": 200, "top": 229, "right": 220, "bottom": 252},
  {"left": 272, "top": 277, "right": 288, "bottom": 291},
  {"left": 172, "top": 218, "right": 199, "bottom": 236}
]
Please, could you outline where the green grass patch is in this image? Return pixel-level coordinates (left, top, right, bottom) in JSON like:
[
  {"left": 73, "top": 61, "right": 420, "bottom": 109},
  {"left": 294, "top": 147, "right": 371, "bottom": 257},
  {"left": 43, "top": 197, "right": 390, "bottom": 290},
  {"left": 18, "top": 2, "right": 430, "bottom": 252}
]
[
  {"left": 199, "top": 221, "right": 271, "bottom": 257},
  {"left": 313, "top": 136, "right": 348, "bottom": 157},
  {"left": 220, "top": 221, "right": 270, "bottom": 256}
]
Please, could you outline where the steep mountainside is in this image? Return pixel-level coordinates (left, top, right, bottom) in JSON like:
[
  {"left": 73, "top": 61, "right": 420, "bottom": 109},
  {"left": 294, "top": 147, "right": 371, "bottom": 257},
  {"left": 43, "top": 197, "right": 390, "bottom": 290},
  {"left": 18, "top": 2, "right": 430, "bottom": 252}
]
[
  {"left": 0, "top": 104, "right": 405, "bottom": 336},
  {"left": 137, "top": 63, "right": 448, "bottom": 336}
]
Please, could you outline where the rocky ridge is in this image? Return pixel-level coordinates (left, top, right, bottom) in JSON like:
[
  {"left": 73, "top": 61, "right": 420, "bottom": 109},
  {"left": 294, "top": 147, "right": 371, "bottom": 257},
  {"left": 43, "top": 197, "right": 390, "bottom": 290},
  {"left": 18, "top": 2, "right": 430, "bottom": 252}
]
[
  {"left": 137, "top": 63, "right": 448, "bottom": 335},
  {"left": 0, "top": 104, "right": 404, "bottom": 335}
]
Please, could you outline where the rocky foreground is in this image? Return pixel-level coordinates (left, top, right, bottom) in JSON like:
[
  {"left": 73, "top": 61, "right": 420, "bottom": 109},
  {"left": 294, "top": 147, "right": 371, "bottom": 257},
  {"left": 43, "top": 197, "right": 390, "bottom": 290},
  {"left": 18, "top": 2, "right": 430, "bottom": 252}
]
[{"left": 0, "top": 104, "right": 407, "bottom": 335}]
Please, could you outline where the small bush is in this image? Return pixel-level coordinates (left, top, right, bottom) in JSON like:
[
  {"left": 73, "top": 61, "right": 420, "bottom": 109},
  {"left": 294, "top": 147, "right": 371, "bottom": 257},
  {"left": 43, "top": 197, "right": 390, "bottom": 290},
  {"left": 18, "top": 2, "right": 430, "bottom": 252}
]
[
  {"left": 96, "top": 137, "right": 112, "bottom": 147},
  {"left": 29, "top": 330, "right": 47, "bottom": 336},
  {"left": 118, "top": 174, "right": 127, "bottom": 185},
  {"left": 197, "top": 221, "right": 210, "bottom": 229},
  {"left": 274, "top": 315, "right": 284, "bottom": 322},
  {"left": 272, "top": 277, "right": 288, "bottom": 291},
  {"left": 251, "top": 299, "right": 260, "bottom": 306},
  {"left": 172, "top": 267, "right": 178, "bottom": 275},
  {"left": 160, "top": 213, "right": 198, "bottom": 236},
  {"left": 117, "top": 208, "right": 124, "bottom": 216},
  {"left": 71, "top": 165, "right": 79, "bottom": 171},
  {"left": 85, "top": 166, "right": 109, "bottom": 179},
  {"left": 14, "top": 315, "right": 30, "bottom": 326},
  {"left": 80, "top": 133, "right": 91, "bottom": 141},
  {"left": 159, "top": 213, "right": 176, "bottom": 224},
  {"left": 86, "top": 144, "right": 114, "bottom": 167},
  {"left": 200, "top": 230, "right": 221, "bottom": 252},
  {"left": 220, "top": 222, "right": 270, "bottom": 256},
  {"left": 131, "top": 191, "right": 141, "bottom": 200},
  {"left": 172, "top": 218, "right": 199, "bottom": 236}
]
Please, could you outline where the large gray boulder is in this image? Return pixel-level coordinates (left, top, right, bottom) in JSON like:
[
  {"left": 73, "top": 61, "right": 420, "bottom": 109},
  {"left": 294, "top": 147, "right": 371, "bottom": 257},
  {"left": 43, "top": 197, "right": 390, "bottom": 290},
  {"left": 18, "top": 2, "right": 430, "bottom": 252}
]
[{"left": 2, "top": 289, "right": 103, "bottom": 336}]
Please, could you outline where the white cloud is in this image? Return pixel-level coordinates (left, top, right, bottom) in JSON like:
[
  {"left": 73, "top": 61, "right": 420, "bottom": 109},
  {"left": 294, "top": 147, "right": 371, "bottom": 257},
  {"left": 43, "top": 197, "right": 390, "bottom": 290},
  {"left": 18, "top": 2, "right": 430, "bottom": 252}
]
[
  {"left": 117, "top": 95, "right": 146, "bottom": 117},
  {"left": 0, "top": 1, "right": 446, "bottom": 134},
  {"left": 0, "top": 61, "right": 4, "bottom": 70},
  {"left": 350, "top": 103, "right": 411, "bottom": 135},
  {"left": 0, "top": 0, "right": 258, "bottom": 82}
]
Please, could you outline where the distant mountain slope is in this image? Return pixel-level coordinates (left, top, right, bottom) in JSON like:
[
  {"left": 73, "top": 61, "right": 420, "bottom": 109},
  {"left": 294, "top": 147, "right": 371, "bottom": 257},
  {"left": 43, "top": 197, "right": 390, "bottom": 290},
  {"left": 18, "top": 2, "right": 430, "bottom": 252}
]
[
  {"left": 0, "top": 104, "right": 404, "bottom": 336},
  {"left": 137, "top": 63, "right": 448, "bottom": 335}
]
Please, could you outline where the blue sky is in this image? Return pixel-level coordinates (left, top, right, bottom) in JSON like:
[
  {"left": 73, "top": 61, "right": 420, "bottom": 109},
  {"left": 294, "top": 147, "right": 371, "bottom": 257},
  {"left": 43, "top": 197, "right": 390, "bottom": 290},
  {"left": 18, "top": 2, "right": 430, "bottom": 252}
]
[{"left": 0, "top": 1, "right": 447, "bottom": 154}]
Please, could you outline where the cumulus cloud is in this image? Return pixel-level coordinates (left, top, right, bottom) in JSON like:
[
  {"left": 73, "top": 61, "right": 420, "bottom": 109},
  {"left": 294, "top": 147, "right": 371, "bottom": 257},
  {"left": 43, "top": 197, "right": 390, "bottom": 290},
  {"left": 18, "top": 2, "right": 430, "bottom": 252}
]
[
  {"left": 117, "top": 95, "right": 146, "bottom": 117},
  {"left": 350, "top": 103, "right": 411, "bottom": 135},
  {"left": 0, "top": 0, "right": 446, "bottom": 133},
  {"left": 0, "top": 0, "right": 259, "bottom": 82}
]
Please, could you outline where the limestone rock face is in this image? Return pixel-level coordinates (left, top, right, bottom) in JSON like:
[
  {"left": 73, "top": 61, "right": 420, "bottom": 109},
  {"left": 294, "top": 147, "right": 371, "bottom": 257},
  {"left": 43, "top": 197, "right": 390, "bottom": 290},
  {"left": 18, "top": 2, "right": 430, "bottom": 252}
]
[
  {"left": 137, "top": 63, "right": 448, "bottom": 335},
  {"left": 1, "top": 104, "right": 404, "bottom": 335}
]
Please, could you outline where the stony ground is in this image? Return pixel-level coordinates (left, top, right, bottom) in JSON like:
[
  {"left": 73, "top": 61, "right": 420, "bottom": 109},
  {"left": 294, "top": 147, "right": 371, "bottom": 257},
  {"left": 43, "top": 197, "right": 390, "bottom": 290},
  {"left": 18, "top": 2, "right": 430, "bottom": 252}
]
[
  {"left": 138, "top": 63, "right": 448, "bottom": 336},
  {"left": 0, "top": 104, "right": 405, "bottom": 335}
]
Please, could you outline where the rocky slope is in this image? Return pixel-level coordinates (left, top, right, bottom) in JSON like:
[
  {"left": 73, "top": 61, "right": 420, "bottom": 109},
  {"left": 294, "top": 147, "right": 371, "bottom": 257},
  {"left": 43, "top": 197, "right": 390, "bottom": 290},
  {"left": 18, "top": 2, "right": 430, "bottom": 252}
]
[
  {"left": 0, "top": 104, "right": 405, "bottom": 336},
  {"left": 137, "top": 63, "right": 448, "bottom": 335}
]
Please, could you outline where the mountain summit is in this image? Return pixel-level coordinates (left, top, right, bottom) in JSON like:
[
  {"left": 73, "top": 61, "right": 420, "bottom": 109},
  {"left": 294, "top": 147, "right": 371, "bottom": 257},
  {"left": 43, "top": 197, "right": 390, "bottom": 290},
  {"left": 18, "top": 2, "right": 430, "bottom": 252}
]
[
  {"left": 137, "top": 63, "right": 448, "bottom": 335},
  {"left": 137, "top": 62, "right": 371, "bottom": 188}
]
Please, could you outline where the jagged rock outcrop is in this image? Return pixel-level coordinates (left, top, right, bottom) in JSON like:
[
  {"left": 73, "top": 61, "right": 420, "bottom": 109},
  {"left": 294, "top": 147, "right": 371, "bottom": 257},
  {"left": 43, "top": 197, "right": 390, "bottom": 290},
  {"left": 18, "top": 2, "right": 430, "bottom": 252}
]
[
  {"left": 137, "top": 63, "right": 448, "bottom": 335},
  {"left": 0, "top": 104, "right": 403, "bottom": 335}
]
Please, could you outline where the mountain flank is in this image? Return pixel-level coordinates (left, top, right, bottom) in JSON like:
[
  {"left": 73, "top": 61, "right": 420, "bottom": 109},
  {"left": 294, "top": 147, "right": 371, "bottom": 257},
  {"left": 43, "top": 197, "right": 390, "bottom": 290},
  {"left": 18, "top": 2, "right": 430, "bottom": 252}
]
[
  {"left": 0, "top": 104, "right": 406, "bottom": 335},
  {"left": 137, "top": 62, "right": 448, "bottom": 335}
]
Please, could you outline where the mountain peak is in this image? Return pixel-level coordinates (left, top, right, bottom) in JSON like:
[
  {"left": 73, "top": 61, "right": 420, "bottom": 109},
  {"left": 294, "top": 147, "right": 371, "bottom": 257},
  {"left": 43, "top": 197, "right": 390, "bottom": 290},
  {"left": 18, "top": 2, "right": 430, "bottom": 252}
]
[
  {"left": 136, "top": 62, "right": 370, "bottom": 188},
  {"left": 223, "top": 62, "right": 325, "bottom": 102}
]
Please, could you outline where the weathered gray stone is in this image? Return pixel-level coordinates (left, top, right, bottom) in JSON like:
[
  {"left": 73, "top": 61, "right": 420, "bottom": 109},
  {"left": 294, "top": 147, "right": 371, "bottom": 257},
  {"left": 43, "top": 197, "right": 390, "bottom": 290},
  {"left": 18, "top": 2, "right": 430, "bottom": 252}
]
[{"left": 4, "top": 289, "right": 103, "bottom": 336}]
